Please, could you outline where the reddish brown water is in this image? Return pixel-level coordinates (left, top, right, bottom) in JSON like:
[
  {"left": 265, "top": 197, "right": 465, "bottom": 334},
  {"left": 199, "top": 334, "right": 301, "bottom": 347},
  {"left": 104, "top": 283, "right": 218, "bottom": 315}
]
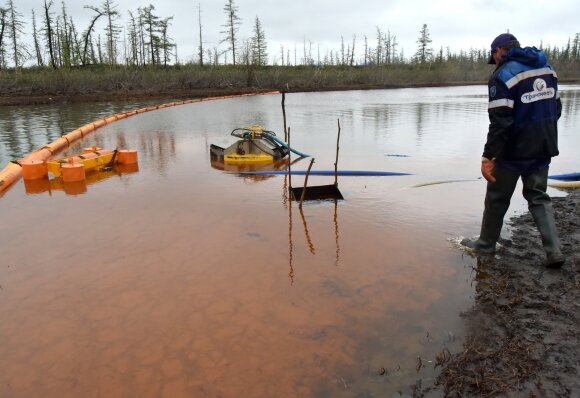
[{"left": 1, "top": 87, "right": 579, "bottom": 397}]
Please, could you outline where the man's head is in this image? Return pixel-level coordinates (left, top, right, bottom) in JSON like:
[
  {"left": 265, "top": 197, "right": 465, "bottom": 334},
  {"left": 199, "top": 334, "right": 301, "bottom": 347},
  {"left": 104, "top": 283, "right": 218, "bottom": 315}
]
[{"left": 488, "top": 33, "right": 520, "bottom": 65}]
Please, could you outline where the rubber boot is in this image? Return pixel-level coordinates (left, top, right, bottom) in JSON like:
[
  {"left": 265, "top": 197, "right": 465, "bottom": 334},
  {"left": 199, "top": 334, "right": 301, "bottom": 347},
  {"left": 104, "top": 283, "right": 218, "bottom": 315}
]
[
  {"left": 461, "top": 194, "right": 506, "bottom": 254},
  {"left": 523, "top": 167, "right": 565, "bottom": 268},
  {"left": 460, "top": 237, "right": 496, "bottom": 253},
  {"left": 461, "top": 167, "right": 518, "bottom": 254},
  {"left": 461, "top": 205, "right": 504, "bottom": 254},
  {"left": 530, "top": 206, "right": 565, "bottom": 268}
]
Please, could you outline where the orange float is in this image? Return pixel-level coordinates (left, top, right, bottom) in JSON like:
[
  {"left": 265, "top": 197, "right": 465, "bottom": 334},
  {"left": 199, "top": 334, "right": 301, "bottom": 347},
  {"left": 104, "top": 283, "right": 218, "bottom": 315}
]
[
  {"left": 43, "top": 137, "right": 69, "bottom": 154},
  {"left": 21, "top": 147, "right": 52, "bottom": 163},
  {"left": 65, "top": 128, "right": 83, "bottom": 141},
  {"left": 117, "top": 149, "right": 138, "bottom": 165},
  {"left": 61, "top": 162, "right": 86, "bottom": 182},
  {"left": 0, "top": 90, "right": 280, "bottom": 194},
  {"left": 0, "top": 162, "right": 23, "bottom": 193},
  {"left": 92, "top": 119, "right": 106, "bottom": 129},
  {"left": 20, "top": 159, "right": 48, "bottom": 180},
  {"left": 83, "top": 146, "right": 103, "bottom": 153}
]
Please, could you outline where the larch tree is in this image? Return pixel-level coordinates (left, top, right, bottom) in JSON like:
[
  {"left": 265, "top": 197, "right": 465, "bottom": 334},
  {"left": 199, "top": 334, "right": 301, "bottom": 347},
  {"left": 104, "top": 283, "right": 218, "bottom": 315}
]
[
  {"left": 561, "top": 38, "right": 571, "bottom": 62},
  {"left": 31, "top": 9, "right": 44, "bottom": 66},
  {"left": 82, "top": 5, "right": 105, "bottom": 65},
  {"left": 390, "top": 32, "right": 398, "bottom": 64},
  {"left": 221, "top": 0, "right": 241, "bottom": 65},
  {"left": 0, "top": 8, "right": 7, "bottom": 68},
  {"left": 197, "top": 3, "right": 203, "bottom": 66},
  {"left": 570, "top": 33, "right": 579, "bottom": 62},
  {"left": 137, "top": 9, "right": 146, "bottom": 64},
  {"left": 158, "top": 16, "right": 175, "bottom": 66},
  {"left": 414, "top": 23, "right": 433, "bottom": 64},
  {"left": 68, "top": 15, "right": 81, "bottom": 65},
  {"left": 102, "top": 0, "right": 121, "bottom": 65},
  {"left": 363, "top": 35, "right": 368, "bottom": 65},
  {"left": 126, "top": 11, "right": 139, "bottom": 65},
  {"left": 42, "top": 0, "right": 57, "bottom": 69},
  {"left": 140, "top": 5, "right": 161, "bottom": 65},
  {"left": 59, "top": 1, "right": 72, "bottom": 68},
  {"left": 349, "top": 35, "right": 356, "bottom": 66},
  {"left": 279, "top": 43, "right": 284, "bottom": 66},
  {"left": 96, "top": 34, "right": 102, "bottom": 63},
  {"left": 375, "top": 27, "right": 382, "bottom": 65},
  {"left": 384, "top": 30, "right": 397, "bottom": 64},
  {"left": 250, "top": 16, "right": 267, "bottom": 66},
  {"left": 6, "top": 0, "right": 28, "bottom": 68}
]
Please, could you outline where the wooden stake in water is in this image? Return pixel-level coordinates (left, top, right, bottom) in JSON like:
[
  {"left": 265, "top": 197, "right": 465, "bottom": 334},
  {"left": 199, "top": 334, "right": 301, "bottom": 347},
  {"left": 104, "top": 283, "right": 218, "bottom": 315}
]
[
  {"left": 282, "top": 92, "right": 288, "bottom": 142},
  {"left": 287, "top": 126, "right": 292, "bottom": 198},
  {"left": 335, "top": 119, "right": 341, "bottom": 186},
  {"left": 300, "top": 158, "right": 315, "bottom": 208}
]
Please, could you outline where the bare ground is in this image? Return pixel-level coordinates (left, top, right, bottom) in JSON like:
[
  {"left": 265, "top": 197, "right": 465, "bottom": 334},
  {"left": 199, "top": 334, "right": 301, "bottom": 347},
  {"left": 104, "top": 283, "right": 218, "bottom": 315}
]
[
  {"left": 417, "top": 189, "right": 580, "bottom": 397},
  {"left": 0, "top": 82, "right": 495, "bottom": 107},
  {"left": 0, "top": 88, "right": 274, "bottom": 106}
]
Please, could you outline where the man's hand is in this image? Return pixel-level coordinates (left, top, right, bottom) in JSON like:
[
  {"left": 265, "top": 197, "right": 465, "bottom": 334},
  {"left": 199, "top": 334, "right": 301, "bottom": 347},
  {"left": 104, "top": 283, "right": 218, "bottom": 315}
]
[{"left": 481, "top": 159, "right": 496, "bottom": 183}]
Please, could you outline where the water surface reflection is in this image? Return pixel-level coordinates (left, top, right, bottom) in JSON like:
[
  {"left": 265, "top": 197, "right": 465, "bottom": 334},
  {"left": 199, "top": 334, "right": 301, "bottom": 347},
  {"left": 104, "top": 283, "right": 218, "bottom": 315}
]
[{"left": 1, "top": 86, "right": 579, "bottom": 397}]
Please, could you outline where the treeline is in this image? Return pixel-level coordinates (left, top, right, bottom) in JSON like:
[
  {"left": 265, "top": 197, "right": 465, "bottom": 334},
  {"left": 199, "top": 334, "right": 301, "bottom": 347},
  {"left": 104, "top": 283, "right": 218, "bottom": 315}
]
[
  {"left": 1, "top": 0, "right": 580, "bottom": 70},
  {"left": 0, "top": 0, "right": 176, "bottom": 68}
]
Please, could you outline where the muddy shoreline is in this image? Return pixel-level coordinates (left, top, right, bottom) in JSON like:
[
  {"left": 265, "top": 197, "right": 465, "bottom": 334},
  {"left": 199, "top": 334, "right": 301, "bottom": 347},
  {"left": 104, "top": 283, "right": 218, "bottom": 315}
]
[
  {"left": 2, "top": 79, "right": 578, "bottom": 107},
  {"left": 0, "top": 88, "right": 270, "bottom": 106},
  {"left": 0, "top": 82, "right": 487, "bottom": 106},
  {"left": 418, "top": 190, "right": 580, "bottom": 396}
]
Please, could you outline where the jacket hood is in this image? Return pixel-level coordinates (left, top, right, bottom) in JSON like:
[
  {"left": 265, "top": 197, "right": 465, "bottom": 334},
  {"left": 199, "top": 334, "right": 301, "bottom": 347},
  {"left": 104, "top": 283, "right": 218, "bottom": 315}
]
[{"left": 504, "top": 46, "right": 547, "bottom": 68}]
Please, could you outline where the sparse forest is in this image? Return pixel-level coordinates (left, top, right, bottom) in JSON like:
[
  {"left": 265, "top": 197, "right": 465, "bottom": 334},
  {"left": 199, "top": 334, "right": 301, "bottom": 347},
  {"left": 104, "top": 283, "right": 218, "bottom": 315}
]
[{"left": 0, "top": 0, "right": 579, "bottom": 104}]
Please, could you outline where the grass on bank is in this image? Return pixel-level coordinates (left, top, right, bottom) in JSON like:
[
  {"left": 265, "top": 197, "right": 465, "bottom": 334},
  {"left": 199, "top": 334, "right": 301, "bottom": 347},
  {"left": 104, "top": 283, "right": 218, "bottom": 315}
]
[{"left": 1, "top": 61, "right": 579, "bottom": 98}]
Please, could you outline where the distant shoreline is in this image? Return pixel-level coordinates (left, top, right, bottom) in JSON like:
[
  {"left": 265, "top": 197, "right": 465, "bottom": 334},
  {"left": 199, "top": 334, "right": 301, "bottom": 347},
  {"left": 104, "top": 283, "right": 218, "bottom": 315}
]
[
  {"left": 0, "top": 83, "right": 483, "bottom": 106},
  {"left": 0, "top": 68, "right": 580, "bottom": 106}
]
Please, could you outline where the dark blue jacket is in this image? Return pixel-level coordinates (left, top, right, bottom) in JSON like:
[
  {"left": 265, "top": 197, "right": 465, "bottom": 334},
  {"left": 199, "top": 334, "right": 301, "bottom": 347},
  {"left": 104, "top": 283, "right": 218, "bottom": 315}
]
[{"left": 483, "top": 47, "right": 561, "bottom": 164}]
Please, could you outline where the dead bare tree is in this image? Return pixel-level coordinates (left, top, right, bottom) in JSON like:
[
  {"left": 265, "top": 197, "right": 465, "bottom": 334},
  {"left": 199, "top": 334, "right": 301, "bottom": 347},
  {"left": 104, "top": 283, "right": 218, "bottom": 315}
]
[
  {"left": 197, "top": 3, "right": 203, "bottom": 66},
  {"left": 31, "top": 9, "right": 44, "bottom": 66},
  {"left": 42, "top": 0, "right": 57, "bottom": 69},
  {"left": 221, "top": 0, "right": 241, "bottom": 65},
  {"left": 82, "top": 6, "right": 105, "bottom": 65},
  {"left": 350, "top": 34, "right": 356, "bottom": 66}
]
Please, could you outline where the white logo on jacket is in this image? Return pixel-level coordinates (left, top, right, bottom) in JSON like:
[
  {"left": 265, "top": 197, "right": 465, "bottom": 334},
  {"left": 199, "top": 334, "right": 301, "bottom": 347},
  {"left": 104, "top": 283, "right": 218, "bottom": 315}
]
[{"left": 521, "top": 78, "right": 555, "bottom": 103}]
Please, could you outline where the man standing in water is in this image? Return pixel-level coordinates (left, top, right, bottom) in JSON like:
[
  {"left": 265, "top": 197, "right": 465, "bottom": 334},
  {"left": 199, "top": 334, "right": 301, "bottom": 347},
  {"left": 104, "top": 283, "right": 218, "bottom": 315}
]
[{"left": 461, "top": 33, "right": 566, "bottom": 268}]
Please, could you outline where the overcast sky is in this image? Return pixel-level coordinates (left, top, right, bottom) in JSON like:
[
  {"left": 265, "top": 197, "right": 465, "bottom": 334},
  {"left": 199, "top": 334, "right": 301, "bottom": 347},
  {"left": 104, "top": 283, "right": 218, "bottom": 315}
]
[{"left": 12, "top": 0, "right": 580, "bottom": 64}]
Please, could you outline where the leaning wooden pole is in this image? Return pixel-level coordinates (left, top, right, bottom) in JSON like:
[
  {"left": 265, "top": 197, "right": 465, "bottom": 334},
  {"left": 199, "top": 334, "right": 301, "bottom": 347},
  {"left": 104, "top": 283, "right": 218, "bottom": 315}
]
[
  {"left": 300, "top": 158, "right": 315, "bottom": 208},
  {"left": 287, "top": 126, "right": 292, "bottom": 199},
  {"left": 282, "top": 92, "right": 288, "bottom": 142},
  {"left": 334, "top": 119, "right": 341, "bottom": 186}
]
